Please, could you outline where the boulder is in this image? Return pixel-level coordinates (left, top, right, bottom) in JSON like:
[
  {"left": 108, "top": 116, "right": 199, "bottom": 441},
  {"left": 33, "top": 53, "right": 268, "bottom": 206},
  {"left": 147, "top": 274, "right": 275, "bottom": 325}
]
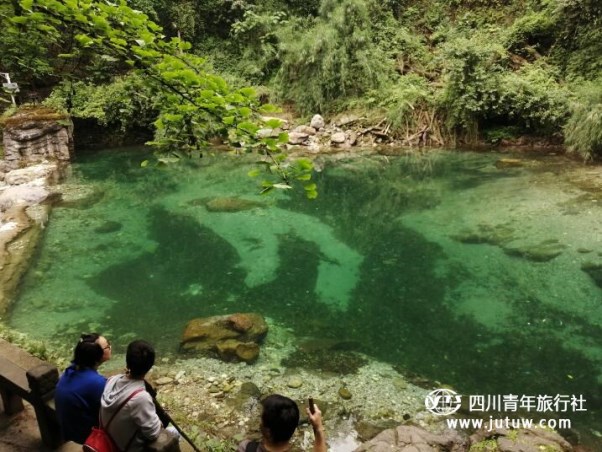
[
  {"left": 288, "top": 132, "right": 310, "bottom": 145},
  {"left": 331, "top": 132, "right": 346, "bottom": 144},
  {"left": 292, "top": 125, "right": 317, "bottom": 136},
  {"left": 354, "top": 425, "right": 469, "bottom": 452},
  {"left": 181, "top": 313, "right": 268, "bottom": 363},
  {"left": 0, "top": 184, "right": 50, "bottom": 212},
  {"left": 4, "top": 163, "right": 59, "bottom": 186},
  {"left": 310, "top": 114, "right": 325, "bottom": 130}
]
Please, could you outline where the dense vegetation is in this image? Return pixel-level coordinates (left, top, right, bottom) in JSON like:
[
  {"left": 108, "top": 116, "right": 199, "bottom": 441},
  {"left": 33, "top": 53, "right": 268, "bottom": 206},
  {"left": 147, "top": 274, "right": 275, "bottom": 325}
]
[{"left": 1, "top": 0, "right": 602, "bottom": 159}]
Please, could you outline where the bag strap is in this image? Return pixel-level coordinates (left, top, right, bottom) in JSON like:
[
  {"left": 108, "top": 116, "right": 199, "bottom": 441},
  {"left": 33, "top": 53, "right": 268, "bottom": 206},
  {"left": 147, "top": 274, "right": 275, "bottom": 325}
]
[
  {"left": 101, "top": 387, "right": 144, "bottom": 430},
  {"left": 245, "top": 440, "right": 260, "bottom": 452}
]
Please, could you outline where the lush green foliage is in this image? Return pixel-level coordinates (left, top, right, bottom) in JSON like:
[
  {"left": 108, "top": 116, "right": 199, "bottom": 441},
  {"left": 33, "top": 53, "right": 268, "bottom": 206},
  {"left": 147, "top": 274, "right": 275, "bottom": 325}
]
[
  {"left": 44, "top": 74, "right": 156, "bottom": 130},
  {"left": 1, "top": 0, "right": 316, "bottom": 193},
  {"left": 4, "top": 0, "right": 602, "bottom": 155},
  {"left": 564, "top": 78, "right": 602, "bottom": 159},
  {"left": 275, "top": 0, "right": 391, "bottom": 113}
]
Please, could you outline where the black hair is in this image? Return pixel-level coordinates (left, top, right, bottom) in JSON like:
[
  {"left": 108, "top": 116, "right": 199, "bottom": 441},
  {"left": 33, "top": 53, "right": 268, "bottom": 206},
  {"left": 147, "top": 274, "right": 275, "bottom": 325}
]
[
  {"left": 73, "top": 333, "right": 103, "bottom": 368},
  {"left": 261, "top": 394, "right": 300, "bottom": 444},
  {"left": 126, "top": 340, "right": 155, "bottom": 378}
]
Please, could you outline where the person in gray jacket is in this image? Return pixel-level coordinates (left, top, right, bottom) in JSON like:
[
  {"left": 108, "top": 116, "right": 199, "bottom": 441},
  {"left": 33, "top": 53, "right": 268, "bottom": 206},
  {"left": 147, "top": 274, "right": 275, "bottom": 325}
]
[{"left": 100, "top": 340, "right": 164, "bottom": 451}]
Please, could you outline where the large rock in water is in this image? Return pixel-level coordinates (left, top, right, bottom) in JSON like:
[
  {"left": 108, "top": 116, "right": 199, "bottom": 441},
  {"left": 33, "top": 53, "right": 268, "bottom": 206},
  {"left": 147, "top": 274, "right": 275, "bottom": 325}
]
[{"left": 181, "top": 313, "right": 268, "bottom": 363}]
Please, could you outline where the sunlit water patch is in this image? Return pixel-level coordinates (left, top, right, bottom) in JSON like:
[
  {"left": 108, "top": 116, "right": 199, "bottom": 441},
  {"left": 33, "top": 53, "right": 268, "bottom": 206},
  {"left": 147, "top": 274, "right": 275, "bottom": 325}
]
[{"left": 8, "top": 148, "right": 602, "bottom": 443}]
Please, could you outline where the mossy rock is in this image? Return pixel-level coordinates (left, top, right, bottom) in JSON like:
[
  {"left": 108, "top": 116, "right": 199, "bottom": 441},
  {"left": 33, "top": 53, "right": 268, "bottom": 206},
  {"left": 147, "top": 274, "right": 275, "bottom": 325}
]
[
  {"left": 502, "top": 240, "right": 565, "bottom": 262},
  {"left": 180, "top": 313, "right": 268, "bottom": 363},
  {"left": 205, "top": 197, "right": 265, "bottom": 212},
  {"left": 94, "top": 221, "right": 122, "bottom": 234},
  {"left": 452, "top": 224, "right": 515, "bottom": 246},
  {"left": 1, "top": 106, "right": 69, "bottom": 128},
  {"left": 495, "top": 158, "right": 524, "bottom": 169}
]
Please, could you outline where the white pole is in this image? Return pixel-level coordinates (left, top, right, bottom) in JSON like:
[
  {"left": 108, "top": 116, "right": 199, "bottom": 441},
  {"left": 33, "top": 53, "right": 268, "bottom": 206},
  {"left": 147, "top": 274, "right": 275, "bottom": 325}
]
[{"left": 1, "top": 72, "right": 17, "bottom": 107}]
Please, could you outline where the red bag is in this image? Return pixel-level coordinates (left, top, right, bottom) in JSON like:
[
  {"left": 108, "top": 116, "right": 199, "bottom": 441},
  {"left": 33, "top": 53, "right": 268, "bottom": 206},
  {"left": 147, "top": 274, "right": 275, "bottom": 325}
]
[
  {"left": 82, "top": 427, "right": 118, "bottom": 452},
  {"left": 83, "top": 387, "right": 143, "bottom": 452}
]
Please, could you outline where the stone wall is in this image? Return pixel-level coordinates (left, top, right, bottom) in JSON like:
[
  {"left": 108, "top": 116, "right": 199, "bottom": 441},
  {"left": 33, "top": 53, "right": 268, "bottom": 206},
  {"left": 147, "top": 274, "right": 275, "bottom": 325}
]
[
  {"left": 1, "top": 107, "right": 73, "bottom": 171},
  {"left": 0, "top": 107, "right": 73, "bottom": 314}
]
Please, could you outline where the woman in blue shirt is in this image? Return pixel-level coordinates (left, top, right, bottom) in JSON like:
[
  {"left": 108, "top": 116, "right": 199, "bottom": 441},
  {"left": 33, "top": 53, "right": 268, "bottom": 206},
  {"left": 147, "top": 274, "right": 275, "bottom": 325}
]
[{"left": 55, "top": 333, "right": 112, "bottom": 443}]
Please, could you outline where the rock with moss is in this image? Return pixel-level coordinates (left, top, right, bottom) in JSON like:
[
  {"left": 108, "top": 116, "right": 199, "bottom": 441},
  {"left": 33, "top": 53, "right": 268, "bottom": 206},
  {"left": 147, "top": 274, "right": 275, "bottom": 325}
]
[
  {"left": 180, "top": 313, "right": 268, "bottom": 363},
  {"left": 502, "top": 239, "right": 566, "bottom": 262},
  {"left": 205, "top": 197, "right": 265, "bottom": 212}
]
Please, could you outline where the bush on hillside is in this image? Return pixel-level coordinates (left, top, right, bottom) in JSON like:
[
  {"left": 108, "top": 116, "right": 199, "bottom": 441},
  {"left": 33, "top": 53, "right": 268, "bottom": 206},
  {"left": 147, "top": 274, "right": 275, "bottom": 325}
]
[
  {"left": 440, "top": 32, "right": 568, "bottom": 139},
  {"left": 44, "top": 74, "right": 157, "bottom": 131},
  {"left": 275, "top": 0, "right": 391, "bottom": 113},
  {"left": 564, "top": 78, "right": 602, "bottom": 160}
]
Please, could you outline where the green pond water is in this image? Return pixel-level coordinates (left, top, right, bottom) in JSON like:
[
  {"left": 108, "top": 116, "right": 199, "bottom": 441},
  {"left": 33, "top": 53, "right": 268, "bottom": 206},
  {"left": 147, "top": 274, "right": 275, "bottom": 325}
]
[{"left": 8, "top": 147, "right": 602, "bottom": 442}]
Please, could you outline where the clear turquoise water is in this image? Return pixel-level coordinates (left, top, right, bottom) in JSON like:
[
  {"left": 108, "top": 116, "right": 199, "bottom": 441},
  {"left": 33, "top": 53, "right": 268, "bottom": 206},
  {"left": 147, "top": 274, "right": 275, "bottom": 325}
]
[{"left": 9, "top": 147, "right": 602, "bottom": 442}]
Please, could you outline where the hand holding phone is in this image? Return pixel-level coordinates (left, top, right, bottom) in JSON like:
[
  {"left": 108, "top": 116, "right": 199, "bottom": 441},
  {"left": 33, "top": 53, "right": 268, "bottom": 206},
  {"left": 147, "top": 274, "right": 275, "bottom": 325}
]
[{"left": 308, "top": 397, "right": 315, "bottom": 414}]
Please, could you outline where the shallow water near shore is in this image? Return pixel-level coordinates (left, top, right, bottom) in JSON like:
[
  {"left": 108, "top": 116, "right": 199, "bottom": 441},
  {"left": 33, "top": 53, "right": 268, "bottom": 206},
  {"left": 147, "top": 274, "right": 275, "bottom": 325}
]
[{"left": 8, "top": 147, "right": 602, "bottom": 446}]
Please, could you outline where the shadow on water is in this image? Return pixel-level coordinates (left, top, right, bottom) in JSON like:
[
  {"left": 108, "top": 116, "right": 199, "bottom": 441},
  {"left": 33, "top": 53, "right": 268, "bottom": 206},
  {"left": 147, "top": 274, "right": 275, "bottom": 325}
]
[
  {"left": 87, "top": 206, "right": 248, "bottom": 342},
  {"left": 278, "top": 157, "right": 602, "bottom": 435}
]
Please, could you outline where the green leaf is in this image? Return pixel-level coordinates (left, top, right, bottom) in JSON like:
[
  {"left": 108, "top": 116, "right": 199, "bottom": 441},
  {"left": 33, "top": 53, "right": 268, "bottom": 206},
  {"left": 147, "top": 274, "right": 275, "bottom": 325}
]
[
  {"left": 239, "top": 87, "right": 256, "bottom": 97},
  {"left": 247, "top": 168, "right": 261, "bottom": 177},
  {"left": 277, "top": 132, "right": 289, "bottom": 144},
  {"left": 238, "top": 107, "right": 252, "bottom": 118},
  {"left": 237, "top": 121, "right": 259, "bottom": 135},
  {"left": 140, "top": 160, "right": 149, "bottom": 167},
  {"left": 264, "top": 118, "right": 283, "bottom": 128}
]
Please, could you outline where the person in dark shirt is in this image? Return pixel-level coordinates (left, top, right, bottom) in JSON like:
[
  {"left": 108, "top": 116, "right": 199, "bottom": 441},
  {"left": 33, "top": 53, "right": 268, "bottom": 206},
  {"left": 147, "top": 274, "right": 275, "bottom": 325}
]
[
  {"left": 55, "top": 333, "right": 112, "bottom": 443},
  {"left": 237, "top": 394, "right": 327, "bottom": 452}
]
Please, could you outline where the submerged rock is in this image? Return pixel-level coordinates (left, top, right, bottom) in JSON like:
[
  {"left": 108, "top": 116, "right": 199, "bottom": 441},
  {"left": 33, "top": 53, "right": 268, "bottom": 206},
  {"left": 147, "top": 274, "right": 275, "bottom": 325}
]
[
  {"left": 94, "top": 221, "right": 122, "bottom": 234},
  {"left": 180, "top": 313, "right": 268, "bottom": 363},
  {"left": 57, "top": 184, "right": 104, "bottom": 209},
  {"left": 282, "top": 348, "right": 368, "bottom": 374},
  {"left": 205, "top": 197, "right": 265, "bottom": 212},
  {"left": 451, "top": 223, "right": 514, "bottom": 246},
  {"left": 495, "top": 158, "right": 524, "bottom": 169},
  {"left": 502, "top": 239, "right": 566, "bottom": 262},
  {"left": 338, "top": 386, "right": 352, "bottom": 400}
]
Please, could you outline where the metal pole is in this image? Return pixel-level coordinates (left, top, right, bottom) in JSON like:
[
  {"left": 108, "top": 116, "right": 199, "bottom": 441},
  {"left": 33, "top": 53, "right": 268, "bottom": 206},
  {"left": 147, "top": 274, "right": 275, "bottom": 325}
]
[{"left": 1, "top": 73, "right": 17, "bottom": 106}]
